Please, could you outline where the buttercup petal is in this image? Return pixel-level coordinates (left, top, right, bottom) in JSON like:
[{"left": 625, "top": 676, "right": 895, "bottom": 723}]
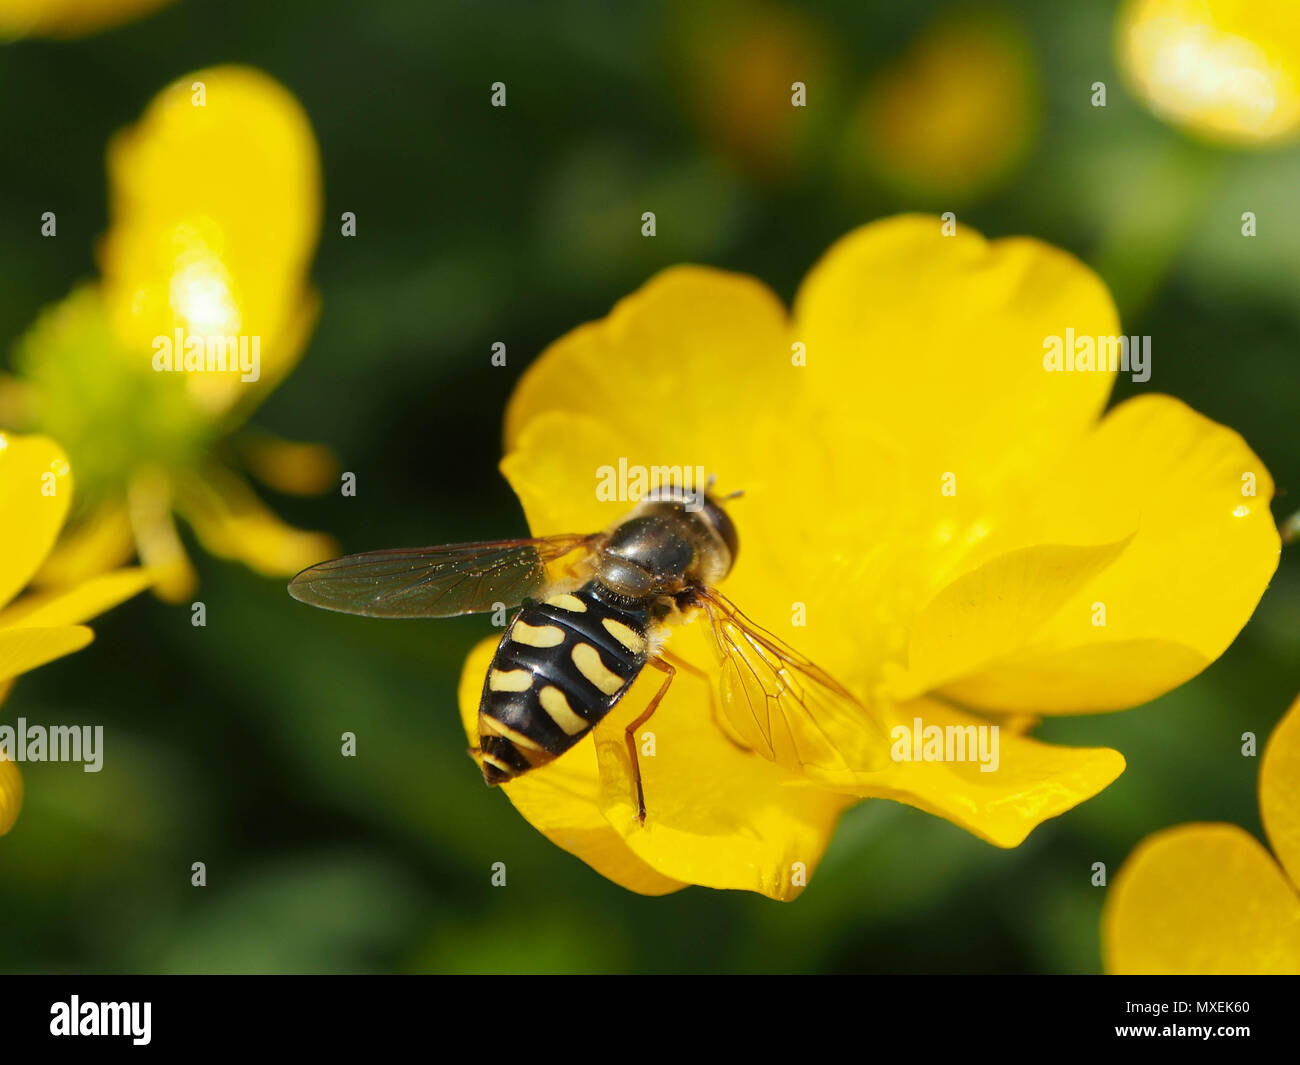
[
  {"left": 504, "top": 265, "right": 794, "bottom": 484},
  {"left": 898, "top": 538, "right": 1133, "bottom": 697},
  {"left": 0, "top": 625, "right": 94, "bottom": 684},
  {"left": 794, "top": 215, "right": 1118, "bottom": 491},
  {"left": 1104, "top": 823, "right": 1300, "bottom": 974},
  {"left": 0, "top": 0, "right": 174, "bottom": 39},
  {"left": 32, "top": 501, "right": 136, "bottom": 589},
  {"left": 125, "top": 470, "right": 197, "bottom": 602},
  {"left": 940, "top": 395, "right": 1279, "bottom": 712},
  {"left": 221, "top": 290, "right": 322, "bottom": 419},
  {"left": 1260, "top": 694, "right": 1300, "bottom": 891},
  {"left": 0, "top": 750, "right": 20, "bottom": 837},
  {"left": 0, "top": 569, "right": 153, "bottom": 629},
  {"left": 457, "top": 637, "right": 685, "bottom": 897},
  {"left": 0, "top": 434, "right": 72, "bottom": 610},
  {"left": 100, "top": 66, "right": 321, "bottom": 395},
  {"left": 501, "top": 413, "right": 640, "bottom": 538},
  {"left": 810, "top": 696, "right": 1126, "bottom": 847},
  {"left": 175, "top": 467, "right": 337, "bottom": 578},
  {"left": 772, "top": 216, "right": 1136, "bottom": 693},
  {"left": 942, "top": 640, "right": 1211, "bottom": 716}
]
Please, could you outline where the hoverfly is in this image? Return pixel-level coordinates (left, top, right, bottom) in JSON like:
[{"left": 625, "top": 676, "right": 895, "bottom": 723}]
[{"left": 288, "top": 483, "right": 886, "bottom": 822}]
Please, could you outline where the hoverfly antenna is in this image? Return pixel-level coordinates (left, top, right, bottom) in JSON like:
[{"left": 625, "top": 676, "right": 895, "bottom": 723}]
[{"left": 702, "top": 473, "right": 743, "bottom": 502}]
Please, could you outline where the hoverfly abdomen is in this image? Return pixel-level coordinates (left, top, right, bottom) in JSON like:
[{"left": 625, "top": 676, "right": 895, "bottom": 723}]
[{"left": 477, "top": 582, "right": 651, "bottom": 785}]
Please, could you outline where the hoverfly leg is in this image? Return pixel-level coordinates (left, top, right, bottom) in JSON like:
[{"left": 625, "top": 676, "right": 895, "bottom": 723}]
[
  {"left": 658, "top": 649, "right": 705, "bottom": 681},
  {"left": 626, "top": 657, "right": 675, "bottom": 825}
]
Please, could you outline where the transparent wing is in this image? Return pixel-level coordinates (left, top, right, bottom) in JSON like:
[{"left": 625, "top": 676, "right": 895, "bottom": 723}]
[
  {"left": 696, "top": 587, "right": 890, "bottom": 773},
  {"left": 288, "top": 533, "right": 602, "bottom": 619}
]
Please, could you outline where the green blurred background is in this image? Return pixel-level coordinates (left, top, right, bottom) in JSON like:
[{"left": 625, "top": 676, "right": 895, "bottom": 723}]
[{"left": 1, "top": 0, "right": 1296, "bottom": 973}]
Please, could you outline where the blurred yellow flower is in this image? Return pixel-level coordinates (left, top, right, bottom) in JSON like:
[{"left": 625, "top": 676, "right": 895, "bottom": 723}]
[
  {"left": 459, "top": 215, "right": 1279, "bottom": 900},
  {"left": 0, "top": 432, "right": 151, "bottom": 836},
  {"left": 672, "top": 0, "right": 839, "bottom": 181},
  {"left": 1118, "top": 0, "right": 1300, "bottom": 146},
  {"left": 2, "top": 66, "right": 336, "bottom": 602},
  {"left": 1104, "top": 694, "right": 1300, "bottom": 973},
  {"left": 0, "top": 0, "right": 175, "bottom": 39},
  {"left": 846, "top": 11, "right": 1038, "bottom": 202}
]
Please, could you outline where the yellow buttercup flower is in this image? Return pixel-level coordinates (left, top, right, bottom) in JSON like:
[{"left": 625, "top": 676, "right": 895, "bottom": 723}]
[
  {"left": 0, "top": 0, "right": 175, "bottom": 39},
  {"left": 845, "top": 11, "right": 1038, "bottom": 202},
  {"left": 0, "top": 432, "right": 151, "bottom": 836},
  {"left": 3, "top": 66, "right": 335, "bottom": 601},
  {"left": 1118, "top": 0, "right": 1300, "bottom": 146},
  {"left": 457, "top": 215, "right": 1279, "bottom": 900},
  {"left": 1104, "top": 695, "right": 1300, "bottom": 973}
]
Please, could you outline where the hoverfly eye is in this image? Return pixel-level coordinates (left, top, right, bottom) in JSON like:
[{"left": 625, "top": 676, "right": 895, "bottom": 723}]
[{"left": 703, "top": 498, "right": 739, "bottom": 567}]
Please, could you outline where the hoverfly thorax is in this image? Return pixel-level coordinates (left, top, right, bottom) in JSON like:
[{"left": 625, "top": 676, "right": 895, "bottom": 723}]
[{"left": 594, "top": 489, "right": 738, "bottom": 600}]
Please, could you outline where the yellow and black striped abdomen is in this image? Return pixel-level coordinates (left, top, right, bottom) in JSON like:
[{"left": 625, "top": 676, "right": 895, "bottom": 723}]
[{"left": 476, "top": 582, "right": 651, "bottom": 784}]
